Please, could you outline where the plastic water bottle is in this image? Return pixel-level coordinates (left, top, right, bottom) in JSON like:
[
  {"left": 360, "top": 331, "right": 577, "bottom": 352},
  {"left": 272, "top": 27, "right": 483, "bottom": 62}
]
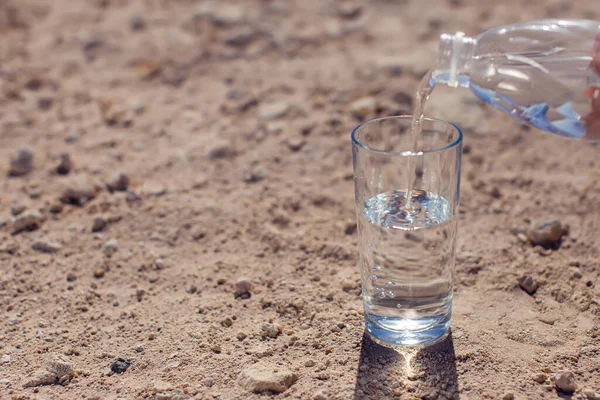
[{"left": 433, "top": 19, "right": 600, "bottom": 141}]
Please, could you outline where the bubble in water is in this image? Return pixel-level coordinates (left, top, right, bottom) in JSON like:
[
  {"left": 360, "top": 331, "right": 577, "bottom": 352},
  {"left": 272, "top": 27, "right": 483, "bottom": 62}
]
[
  {"left": 378, "top": 292, "right": 386, "bottom": 299},
  {"left": 372, "top": 275, "right": 379, "bottom": 281},
  {"left": 396, "top": 303, "right": 403, "bottom": 308},
  {"left": 372, "top": 265, "right": 382, "bottom": 271},
  {"left": 385, "top": 281, "right": 395, "bottom": 287},
  {"left": 386, "top": 291, "right": 394, "bottom": 298}
]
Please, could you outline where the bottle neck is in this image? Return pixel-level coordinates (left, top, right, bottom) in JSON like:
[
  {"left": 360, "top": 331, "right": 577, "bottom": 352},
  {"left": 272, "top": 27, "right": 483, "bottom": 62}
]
[{"left": 435, "top": 32, "right": 476, "bottom": 88}]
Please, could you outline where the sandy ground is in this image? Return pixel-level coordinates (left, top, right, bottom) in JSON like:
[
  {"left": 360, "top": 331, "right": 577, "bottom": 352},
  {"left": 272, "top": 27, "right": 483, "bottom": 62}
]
[{"left": 1, "top": 0, "right": 600, "bottom": 399}]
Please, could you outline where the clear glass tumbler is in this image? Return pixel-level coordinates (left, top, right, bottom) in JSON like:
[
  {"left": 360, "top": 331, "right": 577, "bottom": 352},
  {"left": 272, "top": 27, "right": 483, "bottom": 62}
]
[{"left": 352, "top": 116, "right": 462, "bottom": 347}]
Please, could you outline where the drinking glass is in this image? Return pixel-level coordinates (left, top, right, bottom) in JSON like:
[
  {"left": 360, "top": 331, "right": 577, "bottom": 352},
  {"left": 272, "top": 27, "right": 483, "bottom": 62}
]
[{"left": 352, "top": 115, "right": 462, "bottom": 347}]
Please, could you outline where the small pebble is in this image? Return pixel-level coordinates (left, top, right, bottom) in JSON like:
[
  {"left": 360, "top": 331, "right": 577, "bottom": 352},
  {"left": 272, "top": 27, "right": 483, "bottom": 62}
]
[
  {"left": 305, "top": 360, "right": 316, "bottom": 367},
  {"left": 103, "top": 239, "right": 118, "bottom": 257},
  {"left": 313, "top": 388, "right": 329, "bottom": 400},
  {"left": 202, "top": 377, "right": 215, "bottom": 387},
  {"left": 554, "top": 372, "right": 576, "bottom": 393},
  {"left": 224, "top": 28, "right": 258, "bottom": 47},
  {"left": 211, "top": 345, "right": 222, "bottom": 354},
  {"left": 261, "top": 323, "right": 281, "bottom": 339},
  {"left": 502, "top": 392, "right": 514, "bottom": 400},
  {"left": 185, "top": 283, "right": 198, "bottom": 294},
  {"left": 11, "top": 203, "right": 26, "bottom": 216},
  {"left": 518, "top": 275, "right": 539, "bottom": 295},
  {"left": 60, "top": 176, "right": 98, "bottom": 206},
  {"left": 155, "top": 258, "right": 165, "bottom": 269},
  {"left": 570, "top": 267, "right": 583, "bottom": 279},
  {"left": 210, "top": 5, "right": 244, "bottom": 26},
  {"left": 339, "top": 3, "right": 362, "bottom": 19},
  {"left": 221, "top": 318, "right": 233, "bottom": 327},
  {"left": 1, "top": 354, "right": 10, "bottom": 364},
  {"left": 66, "top": 273, "right": 77, "bottom": 282},
  {"left": 92, "top": 216, "right": 108, "bottom": 232},
  {"left": 106, "top": 171, "right": 130, "bottom": 192},
  {"left": 130, "top": 13, "right": 146, "bottom": 30},
  {"left": 49, "top": 203, "right": 64, "bottom": 214},
  {"left": 259, "top": 102, "right": 290, "bottom": 120},
  {"left": 234, "top": 278, "right": 252, "bottom": 299},
  {"left": 526, "top": 220, "right": 568, "bottom": 248},
  {"left": 533, "top": 372, "right": 547, "bottom": 383},
  {"left": 110, "top": 358, "right": 130, "bottom": 374},
  {"left": 9, "top": 148, "right": 34, "bottom": 176},
  {"left": 12, "top": 210, "right": 43, "bottom": 234},
  {"left": 32, "top": 239, "right": 62, "bottom": 253},
  {"left": 65, "top": 129, "right": 81, "bottom": 143},
  {"left": 583, "top": 389, "right": 600, "bottom": 400},
  {"left": 94, "top": 268, "right": 105, "bottom": 279},
  {"left": 349, "top": 97, "right": 377, "bottom": 119},
  {"left": 134, "top": 343, "right": 144, "bottom": 353},
  {"left": 56, "top": 153, "right": 72, "bottom": 175},
  {"left": 391, "top": 91, "right": 413, "bottom": 107},
  {"left": 207, "top": 143, "right": 235, "bottom": 160},
  {"left": 243, "top": 169, "right": 265, "bottom": 183},
  {"left": 238, "top": 362, "right": 298, "bottom": 393},
  {"left": 286, "top": 138, "right": 306, "bottom": 152},
  {"left": 236, "top": 332, "right": 247, "bottom": 341}
]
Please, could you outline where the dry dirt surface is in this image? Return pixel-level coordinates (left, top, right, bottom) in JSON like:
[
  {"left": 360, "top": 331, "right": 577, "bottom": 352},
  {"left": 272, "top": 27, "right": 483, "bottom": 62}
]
[{"left": 1, "top": 0, "right": 600, "bottom": 399}]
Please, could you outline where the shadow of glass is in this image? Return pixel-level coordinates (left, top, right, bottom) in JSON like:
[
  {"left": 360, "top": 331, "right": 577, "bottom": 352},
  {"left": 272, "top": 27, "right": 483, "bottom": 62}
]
[{"left": 354, "top": 331, "right": 459, "bottom": 399}]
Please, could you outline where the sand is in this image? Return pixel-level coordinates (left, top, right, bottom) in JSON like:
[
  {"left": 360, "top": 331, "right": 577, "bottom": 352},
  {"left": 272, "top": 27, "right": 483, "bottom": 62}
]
[{"left": 1, "top": 0, "right": 600, "bottom": 399}]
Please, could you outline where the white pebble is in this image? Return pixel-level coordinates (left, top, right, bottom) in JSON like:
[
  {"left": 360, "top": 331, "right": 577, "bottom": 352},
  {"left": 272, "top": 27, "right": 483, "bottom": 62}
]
[{"left": 103, "top": 239, "right": 119, "bottom": 257}]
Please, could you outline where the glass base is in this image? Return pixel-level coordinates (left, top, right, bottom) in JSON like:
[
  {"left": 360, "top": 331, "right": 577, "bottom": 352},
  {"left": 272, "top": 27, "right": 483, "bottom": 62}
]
[{"left": 365, "top": 315, "right": 450, "bottom": 348}]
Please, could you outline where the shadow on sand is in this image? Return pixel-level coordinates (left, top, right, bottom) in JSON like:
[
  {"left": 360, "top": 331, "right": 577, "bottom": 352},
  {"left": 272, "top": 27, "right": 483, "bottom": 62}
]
[{"left": 354, "top": 331, "right": 459, "bottom": 399}]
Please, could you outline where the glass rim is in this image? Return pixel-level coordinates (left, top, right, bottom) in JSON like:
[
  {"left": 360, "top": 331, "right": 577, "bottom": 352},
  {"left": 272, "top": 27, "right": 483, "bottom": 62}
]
[{"left": 351, "top": 115, "right": 463, "bottom": 156}]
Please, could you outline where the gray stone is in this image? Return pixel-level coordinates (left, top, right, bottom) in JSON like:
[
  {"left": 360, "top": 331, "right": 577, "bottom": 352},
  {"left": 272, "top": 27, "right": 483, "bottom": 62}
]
[
  {"left": 103, "top": 239, "right": 118, "bottom": 257},
  {"left": 65, "top": 130, "right": 81, "bottom": 143},
  {"left": 260, "top": 323, "right": 280, "bottom": 339},
  {"left": 56, "top": 153, "right": 72, "bottom": 175},
  {"left": 32, "top": 240, "right": 62, "bottom": 253},
  {"left": 570, "top": 267, "right": 583, "bottom": 279},
  {"left": 11, "top": 203, "right": 26, "bottom": 216},
  {"left": 130, "top": 13, "right": 146, "bottom": 31},
  {"left": 1, "top": 354, "right": 10, "bottom": 364},
  {"left": 554, "top": 372, "right": 576, "bottom": 393},
  {"left": 92, "top": 216, "right": 108, "bottom": 232},
  {"left": 60, "top": 176, "right": 99, "bottom": 206},
  {"left": 9, "top": 148, "right": 34, "bottom": 176},
  {"left": 111, "top": 358, "right": 130, "bottom": 374},
  {"left": 207, "top": 142, "right": 235, "bottom": 160},
  {"left": 234, "top": 278, "right": 252, "bottom": 299},
  {"left": 238, "top": 362, "right": 298, "bottom": 393},
  {"left": 13, "top": 210, "right": 43, "bottom": 234},
  {"left": 517, "top": 275, "right": 539, "bottom": 295},
  {"left": 106, "top": 171, "right": 130, "bottom": 192}
]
